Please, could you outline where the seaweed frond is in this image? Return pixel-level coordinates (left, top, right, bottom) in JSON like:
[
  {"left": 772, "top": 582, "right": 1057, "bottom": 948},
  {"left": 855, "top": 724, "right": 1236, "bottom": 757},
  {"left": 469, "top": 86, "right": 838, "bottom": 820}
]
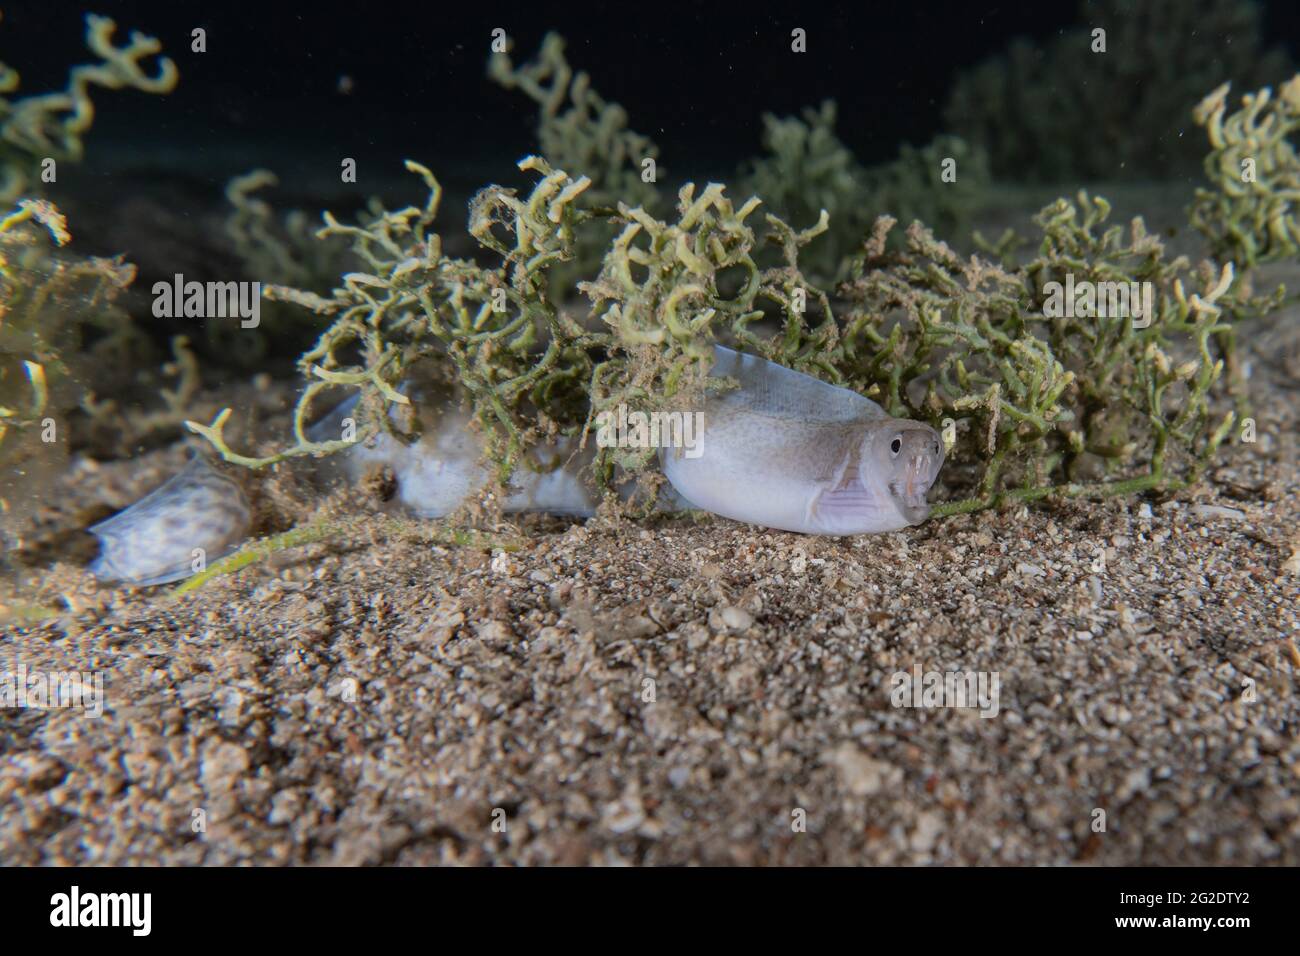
[
  {"left": 838, "top": 191, "right": 1282, "bottom": 510},
  {"left": 1190, "top": 74, "right": 1300, "bottom": 268},
  {"left": 489, "top": 32, "right": 660, "bottom": 213},
  {"left": 0, "top": 197, "right": 141, "bottom": 524},
  {"left": 189, "top": 156, "right": 600, "bottom": 478},
  {"left": 0, "top": 13, "right": 178, "bottom": 202},
  {"left": 488, "top": 32, "right": 662, "bottom": 301},
  {"left": 741, "top": 101, "right": 989, "bottom": 283}
]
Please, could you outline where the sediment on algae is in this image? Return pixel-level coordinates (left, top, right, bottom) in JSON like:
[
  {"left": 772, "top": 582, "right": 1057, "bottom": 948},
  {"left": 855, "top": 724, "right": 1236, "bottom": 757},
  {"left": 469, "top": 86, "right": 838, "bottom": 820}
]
[
  {"left": 1190, "top": 75, "right": 1300, "bottom": 269},
  {"left": 0, "top": 199, "right": 143, "bottom": 519},
  {"left": 0, "top": 12, "right": 178, "bottom": 526},
  {"left": 174, "top": 35, "right": 1287, "bottom": 520}
]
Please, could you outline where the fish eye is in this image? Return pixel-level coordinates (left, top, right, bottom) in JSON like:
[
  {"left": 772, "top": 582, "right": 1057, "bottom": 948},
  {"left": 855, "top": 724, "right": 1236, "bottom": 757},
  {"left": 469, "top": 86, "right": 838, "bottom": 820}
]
[{"left": 890, "top": 436, "right": 902, "bottom": 456}]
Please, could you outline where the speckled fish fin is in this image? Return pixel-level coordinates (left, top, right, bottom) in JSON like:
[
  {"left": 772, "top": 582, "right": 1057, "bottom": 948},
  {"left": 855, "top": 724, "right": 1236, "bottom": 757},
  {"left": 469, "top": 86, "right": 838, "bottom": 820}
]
[
  {"left": 88, "top": 456, "right": 251, "bottom": 586},
  {"left": 709, "top": 344, "right": 886, "bottom": 422}
]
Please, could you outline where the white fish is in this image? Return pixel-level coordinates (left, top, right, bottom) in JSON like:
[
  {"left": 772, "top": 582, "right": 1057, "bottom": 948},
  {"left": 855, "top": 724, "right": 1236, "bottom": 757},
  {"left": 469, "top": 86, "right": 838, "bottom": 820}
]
[
  {"left": 663, "top": 346, "right": 944, "bottom": 534},
  {"left": 87, "top": 345, "right": 944, "bottom": 585}
]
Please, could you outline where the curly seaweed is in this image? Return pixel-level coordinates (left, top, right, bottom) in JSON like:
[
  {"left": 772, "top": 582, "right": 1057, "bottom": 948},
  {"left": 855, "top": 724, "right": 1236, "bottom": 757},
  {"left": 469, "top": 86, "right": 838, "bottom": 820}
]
[
  {"left": 1190, "top": 74, "right": 1300, "bottom": 268},
  {"left": 488, "top": 32, "right": 660, "bottom": 214},
  {"left": 578, "top": 180, "right": 838, "bottom": 495},
  {"left": 0, "top": 198, "right": 139, "bottom": 521},
  {"left": 0, "top": 12, "right": 177, "bottom": 202},
  {"left": 837, "top": 192, "right": 1282, "bottom": 513},
  {"left": 190, "top": 154, "right": 840, "bottom": 510},
  {"left": 488, "top": 33, "right": 663, "bottom": 304},
  {"left": 742, "top": 101, "right": 988, "bottom": 282},
  {"left": 189, "top": 157, "right": 600, "bottom": 482},
  {"left": 215, "top": 169, "right": 356, "bottom": 367}
]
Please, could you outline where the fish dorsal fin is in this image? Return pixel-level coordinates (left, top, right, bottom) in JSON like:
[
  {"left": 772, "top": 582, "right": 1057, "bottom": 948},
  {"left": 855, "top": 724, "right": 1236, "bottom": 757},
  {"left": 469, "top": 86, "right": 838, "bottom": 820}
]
[{"left": 709, "top": 344, "right": 885, "bottom": 422}]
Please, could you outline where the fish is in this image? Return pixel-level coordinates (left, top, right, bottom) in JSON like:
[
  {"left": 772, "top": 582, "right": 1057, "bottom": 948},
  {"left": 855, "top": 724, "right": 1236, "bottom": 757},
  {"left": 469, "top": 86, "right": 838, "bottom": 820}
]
[
  {"left": 86, "top": 345, "right": 944, "bottom": 585},
  {"left": 662, "top": 345, "right": 945, "bottom": 534}
]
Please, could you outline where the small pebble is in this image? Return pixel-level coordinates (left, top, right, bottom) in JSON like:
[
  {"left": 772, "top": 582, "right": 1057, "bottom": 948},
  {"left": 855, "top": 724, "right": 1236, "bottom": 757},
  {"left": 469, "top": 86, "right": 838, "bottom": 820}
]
[{"left": 1191, "top": 504, "right": 1246, "bottom": 521}]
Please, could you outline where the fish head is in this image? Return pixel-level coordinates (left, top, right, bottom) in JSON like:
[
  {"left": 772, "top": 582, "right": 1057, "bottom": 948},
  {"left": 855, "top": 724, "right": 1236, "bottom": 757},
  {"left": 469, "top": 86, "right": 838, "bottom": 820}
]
[{"left": 865, "top": 418, "right": 945, "bottom": 525}]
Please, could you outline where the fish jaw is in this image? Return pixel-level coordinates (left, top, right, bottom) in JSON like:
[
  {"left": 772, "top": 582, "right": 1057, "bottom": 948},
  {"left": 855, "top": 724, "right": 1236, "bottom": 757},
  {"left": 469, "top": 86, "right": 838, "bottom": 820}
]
[{"left": 889, "top": 452, "right": 938, "bottom": 523}]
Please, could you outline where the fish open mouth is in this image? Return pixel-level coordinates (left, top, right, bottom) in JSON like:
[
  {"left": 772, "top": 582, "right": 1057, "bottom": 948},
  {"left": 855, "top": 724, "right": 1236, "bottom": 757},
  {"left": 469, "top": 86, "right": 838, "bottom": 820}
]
[
  {"left": 889, "top": 478, "right": 932, "bottom": 519},
  {"left": 890, "top": 450, "right": 937, "bottom": 520}
]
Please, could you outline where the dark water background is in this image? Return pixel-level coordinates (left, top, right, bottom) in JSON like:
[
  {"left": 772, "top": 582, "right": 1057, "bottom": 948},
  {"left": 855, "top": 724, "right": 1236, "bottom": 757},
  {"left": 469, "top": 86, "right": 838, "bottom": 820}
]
[
  {"left": 14, "top": 0, "right": 1299, "bottom": 209},
  {"left": 10, "top": 0, "right": 1088, "bottom": 187}
]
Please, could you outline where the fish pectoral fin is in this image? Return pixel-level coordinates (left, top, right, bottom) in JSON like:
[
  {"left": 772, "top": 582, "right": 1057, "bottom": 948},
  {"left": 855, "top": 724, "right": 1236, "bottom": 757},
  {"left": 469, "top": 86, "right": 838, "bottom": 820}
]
[{"left": 808, "top": 462, "right": 873, "bottom": 526}]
